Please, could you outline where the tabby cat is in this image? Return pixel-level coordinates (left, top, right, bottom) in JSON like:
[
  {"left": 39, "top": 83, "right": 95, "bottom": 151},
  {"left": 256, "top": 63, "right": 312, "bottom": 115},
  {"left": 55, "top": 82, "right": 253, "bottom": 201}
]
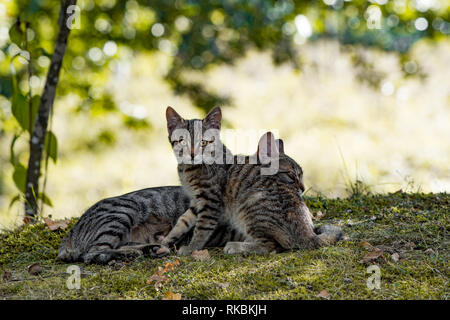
[
  {"left": 58, "top": 186, "right": 244, "bottom": 264},
  {"left": 162, "top": 106, "right": 343, "bottom": 255}
]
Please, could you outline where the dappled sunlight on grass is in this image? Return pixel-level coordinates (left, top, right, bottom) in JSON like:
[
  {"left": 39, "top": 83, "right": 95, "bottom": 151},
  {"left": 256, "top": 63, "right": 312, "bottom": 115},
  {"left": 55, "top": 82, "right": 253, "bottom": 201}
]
[{"left": 0, "top": 193, "right": 447, "bottom": 299}]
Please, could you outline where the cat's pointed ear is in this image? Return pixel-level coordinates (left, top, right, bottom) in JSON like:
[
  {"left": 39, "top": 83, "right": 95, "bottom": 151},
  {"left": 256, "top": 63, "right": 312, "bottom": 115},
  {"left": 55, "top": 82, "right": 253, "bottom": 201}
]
[
  {"left": 257, "top": 132, "right": 279, "bottom": 163},
  {"left": 166, "top": 106, "right": 184, "bottom": 134},
  {"left": 204, "top": 106, "right": 222, "bottom": 130},
  {"left": 275, "top": 139, "right": 284, "bottom": 154}
]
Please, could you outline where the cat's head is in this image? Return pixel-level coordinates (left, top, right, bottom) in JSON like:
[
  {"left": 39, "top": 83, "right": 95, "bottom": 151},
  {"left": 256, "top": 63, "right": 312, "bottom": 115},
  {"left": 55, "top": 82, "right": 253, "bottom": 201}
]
[
  {"left": 165, "top": 106, "right": 224, "bottom": 164},
  {"left": 257, "top": 132, "right": 305, "bottom": 195}
]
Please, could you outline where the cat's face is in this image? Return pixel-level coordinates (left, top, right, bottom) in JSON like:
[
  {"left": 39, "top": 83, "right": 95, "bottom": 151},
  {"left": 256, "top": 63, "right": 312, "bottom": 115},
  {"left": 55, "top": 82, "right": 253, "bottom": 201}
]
[
  {"left": 278, "top": 155, "right": 305, "bottom": 196},
  {"left": 257, "top": 132, "right": 305, "bottom": 196},
  {"left": 166, "top": 106, "right": 223, "bottom": 164}
]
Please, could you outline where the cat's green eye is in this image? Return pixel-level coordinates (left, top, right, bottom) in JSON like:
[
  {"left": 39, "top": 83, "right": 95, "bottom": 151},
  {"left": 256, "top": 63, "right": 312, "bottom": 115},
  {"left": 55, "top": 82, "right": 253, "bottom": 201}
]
[{"left": 201, "top": 140, "right": 208, "bottom": 147}]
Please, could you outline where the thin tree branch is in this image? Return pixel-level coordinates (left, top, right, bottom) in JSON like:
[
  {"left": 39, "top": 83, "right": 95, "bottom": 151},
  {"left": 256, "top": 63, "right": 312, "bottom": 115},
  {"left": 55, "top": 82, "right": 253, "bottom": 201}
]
[{"left": 25, "top": 0, "right": 77, "bottom": 218}]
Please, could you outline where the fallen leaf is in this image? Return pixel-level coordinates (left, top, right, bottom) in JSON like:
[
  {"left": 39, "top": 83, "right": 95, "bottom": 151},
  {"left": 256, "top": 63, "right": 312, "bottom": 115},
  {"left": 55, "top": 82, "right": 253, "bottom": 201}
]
[
  {"left": 23, "top": 216, "right": 32, "bottom": 224},
  {"left": 359, "top": 241, "right": 372, "bottom": 250},
  {"left": 146, "top": 274, "right": 168, "bottom": 291},
  {"left": 315, "top": 210, "right": 325, "bottom": 219},
  {"left": 164, "top": 292, "right": 182, "bottom": 300},
  {"left": 424, "top": 248, "right": 435, "bottom": 255},
  {"left": 2, "top": 270, "right": 12, "bottom": 282},
  {"left": 317, "top": 290, "right": 330, "bottom": 299},
  {"left": 218, "top": 282, "right": 230, "bottom": 289},
  {"left": 191, "top": 249, "right": 210, "bottom": 261},
  {"left": 44, "top": 217, "right": 69, "bottom": 231},
  {"left": 361, "top": 248, "right": 384, "bottom": 263},
  {"left": 164, "top": 262, "right": 175, "bottom": 272},
  {"left": 391, "top": 252, "right": 399, "bottom": 262},
  {"left": 28, "top": 263, "right": 42, "bottom": 275}
]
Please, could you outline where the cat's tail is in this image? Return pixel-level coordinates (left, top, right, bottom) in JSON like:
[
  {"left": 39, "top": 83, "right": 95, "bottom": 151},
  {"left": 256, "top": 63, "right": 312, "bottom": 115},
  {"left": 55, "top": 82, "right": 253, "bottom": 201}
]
[{"left": 314, "top": 224, "right": 344, "bottom": 245}]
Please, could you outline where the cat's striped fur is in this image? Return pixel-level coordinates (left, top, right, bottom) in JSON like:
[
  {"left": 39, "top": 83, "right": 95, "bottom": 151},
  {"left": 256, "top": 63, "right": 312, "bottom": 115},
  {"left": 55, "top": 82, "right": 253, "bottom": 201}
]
[
  {"left": 162, "top": 107, "right": 343, "bottom": 255},
  {"left": 58, "top": 186, "right": 243, "bottom": 264}
]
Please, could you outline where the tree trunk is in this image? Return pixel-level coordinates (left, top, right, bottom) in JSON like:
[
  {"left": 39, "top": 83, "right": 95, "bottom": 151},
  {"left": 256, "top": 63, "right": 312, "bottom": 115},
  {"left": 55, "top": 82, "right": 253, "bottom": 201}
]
[{"left": 25, "top": 0, "right": 77, "bottom": 218}]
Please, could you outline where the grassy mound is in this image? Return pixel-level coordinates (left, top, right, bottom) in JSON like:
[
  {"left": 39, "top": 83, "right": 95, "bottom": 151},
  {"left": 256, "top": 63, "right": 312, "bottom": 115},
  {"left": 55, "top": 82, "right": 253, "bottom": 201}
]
[{"left": 0, "top": 192, "right": 448, "bottom": 300}]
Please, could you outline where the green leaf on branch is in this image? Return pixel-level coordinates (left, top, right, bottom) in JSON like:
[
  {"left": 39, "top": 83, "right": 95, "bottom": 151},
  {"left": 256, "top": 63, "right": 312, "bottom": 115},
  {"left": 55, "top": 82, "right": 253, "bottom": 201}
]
[
  {"left": 8, "top": 194, "right": 21, "bottom": 210},
  {"left": 39, "top": 193, "right": 53, "bottom": 207},
  {"left": 12, "top": 163, "right": 27, "bottom": 193},
  {"left": 11, "top": 92, "right": 28, "bottom": 130},
  {"left": 9, "top": 134, "right": 21, "bottom": 166},
  {"left": 31, "top": 95, "right": 40, "bottom": 128},
  {"left": 45, "top": 131, "right": 58, "bottom": 164},
  {"left": 8, "top": 20, "right": 24, "bottom": 47},
  {"left": 11, "top": 93, "right": 39, "bottom": 133}
]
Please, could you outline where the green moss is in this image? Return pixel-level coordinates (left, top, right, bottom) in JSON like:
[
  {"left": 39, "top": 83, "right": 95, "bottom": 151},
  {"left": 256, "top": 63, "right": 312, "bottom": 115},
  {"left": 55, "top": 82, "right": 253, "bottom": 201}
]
[{"left": 0, "top": 192, "right": 448, "bottom": 299}]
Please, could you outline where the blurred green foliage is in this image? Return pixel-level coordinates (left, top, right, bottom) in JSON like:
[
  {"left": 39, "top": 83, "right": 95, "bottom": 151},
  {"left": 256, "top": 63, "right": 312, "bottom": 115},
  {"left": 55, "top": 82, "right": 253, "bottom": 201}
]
[
  {"left": 1, "top": 0, "right": 448, "bottom": 112},
  {"left": 0, "top": 0, "right": 448, "bottom": 213}
]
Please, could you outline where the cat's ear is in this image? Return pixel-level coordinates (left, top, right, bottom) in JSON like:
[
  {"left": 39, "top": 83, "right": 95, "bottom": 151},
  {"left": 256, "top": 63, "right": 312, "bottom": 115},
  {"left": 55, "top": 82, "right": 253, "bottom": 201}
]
[
  {"left": 275, "top": 139, "right": 284, "bottom": 154},
  {"left": 166, "top": 106, "right": 184, "bottom": 134},
  {"left": 204, "top": 106, "right": 222, "bottom": 130},
  {"left": 257, "top": 132, "right": 279, "bottom": 163}
]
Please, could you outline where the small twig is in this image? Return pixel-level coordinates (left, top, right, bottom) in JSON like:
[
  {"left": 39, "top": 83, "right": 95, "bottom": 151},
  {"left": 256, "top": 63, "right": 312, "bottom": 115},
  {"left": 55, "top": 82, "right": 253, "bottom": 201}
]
[{"left": 6, "top": 272, "right": 67, "bottom": 283}]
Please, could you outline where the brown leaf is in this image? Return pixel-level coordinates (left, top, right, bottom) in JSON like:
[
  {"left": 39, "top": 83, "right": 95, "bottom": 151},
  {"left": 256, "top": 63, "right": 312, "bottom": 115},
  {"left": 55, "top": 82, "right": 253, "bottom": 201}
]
[
  {"left": 317, "top": 290, "right": 330, "bottom": 299},
  {"left": 28, "top": 263, "right": 42, "bottom": 275},
  {"left": 146, "top": 274, "right": 168, "bottom": 291},
  {"left": 156, "top": 266, "right": 165, "bottom": 274},
  {"left": 359, "top": 241, "right": 372, "bottom": 250},
  {"left": 191, "top": 249, "right": 210, "bottom": 261},
  {"left": 2, "top": 270, "right": 12, "bottom": 282},
  {"left": 23, "top": 216, "right": 32, "bottom": 224},
  {"left": 164, "top": 292, "right": 182, "bottom": 300},
  {"left": 361, "top": 248, "right": 384, "bottom": 263},
  {"left": 164, "top": 262, "right": 175, "bottom": 272},
  {"left": 146, "top": 259, "right": 181, "bottom": 291},
  {"left": 391, "top": 252, "right": 400, "bottom": 263},
  {"left": 44, "top": 217, "right": 69, "bottom": 231}
]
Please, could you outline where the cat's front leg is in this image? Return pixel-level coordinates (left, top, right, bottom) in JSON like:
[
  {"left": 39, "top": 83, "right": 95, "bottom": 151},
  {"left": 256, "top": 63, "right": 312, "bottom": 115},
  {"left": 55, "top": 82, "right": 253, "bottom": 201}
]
[
  {"left": 161, "top": 207, "right": 197, "bottom": 248},
  {"left": 178, "top": 205, "right": 221, "bottom": 255}
]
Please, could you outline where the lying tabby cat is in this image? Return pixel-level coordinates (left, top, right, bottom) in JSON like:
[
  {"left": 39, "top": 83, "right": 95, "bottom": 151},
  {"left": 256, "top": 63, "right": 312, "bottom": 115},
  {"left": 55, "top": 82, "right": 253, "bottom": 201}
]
[
  {"left": 162, "top": 106, "right": 343, "bottom": 255},
  {"left": 58, "top": 186, "right": 244, "bottom": 264}
]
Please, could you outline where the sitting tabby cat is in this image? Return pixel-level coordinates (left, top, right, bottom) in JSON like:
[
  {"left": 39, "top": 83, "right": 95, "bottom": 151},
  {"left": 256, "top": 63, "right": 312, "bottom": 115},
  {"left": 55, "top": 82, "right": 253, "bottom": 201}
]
[
  {"left": 162, "top": 106, "right": 343, "bottom": 255},
  {"left": 58, "top": 186, "right": 244, "bottom": 264}
]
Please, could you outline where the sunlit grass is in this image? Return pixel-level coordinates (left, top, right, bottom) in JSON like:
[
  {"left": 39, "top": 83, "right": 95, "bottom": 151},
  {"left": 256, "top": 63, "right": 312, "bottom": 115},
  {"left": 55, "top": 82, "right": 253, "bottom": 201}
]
[{"left": 0, "top": 192, "right": 447, "bottom": 299}]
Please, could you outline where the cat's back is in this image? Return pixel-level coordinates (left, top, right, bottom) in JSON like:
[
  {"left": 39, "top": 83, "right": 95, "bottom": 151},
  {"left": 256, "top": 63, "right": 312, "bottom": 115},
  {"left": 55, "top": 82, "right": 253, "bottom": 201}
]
[
  {"left": 58, "top": 186, "right": 190, "bottom": 262},
  {"left": 122, "top": 186, "right": 190, "bottom": 222}
]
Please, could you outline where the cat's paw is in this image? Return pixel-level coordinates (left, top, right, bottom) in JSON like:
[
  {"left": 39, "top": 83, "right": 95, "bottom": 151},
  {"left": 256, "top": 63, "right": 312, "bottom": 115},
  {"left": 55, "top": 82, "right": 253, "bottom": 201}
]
[
  {"left": 177, "top": 245, "right": 194, "bottom": 256},
  {"left": 144, "top": 244, "right": 170, "bottom": 258},
  {"left": 223, "top": 242, "right": 243, "bottom": 255}
]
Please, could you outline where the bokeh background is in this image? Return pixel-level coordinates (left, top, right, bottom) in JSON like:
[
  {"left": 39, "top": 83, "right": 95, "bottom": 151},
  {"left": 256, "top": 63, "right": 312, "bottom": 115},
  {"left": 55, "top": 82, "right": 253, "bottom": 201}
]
[{"left": 0, "top": 0, "right": 449, "bottom": 229}]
